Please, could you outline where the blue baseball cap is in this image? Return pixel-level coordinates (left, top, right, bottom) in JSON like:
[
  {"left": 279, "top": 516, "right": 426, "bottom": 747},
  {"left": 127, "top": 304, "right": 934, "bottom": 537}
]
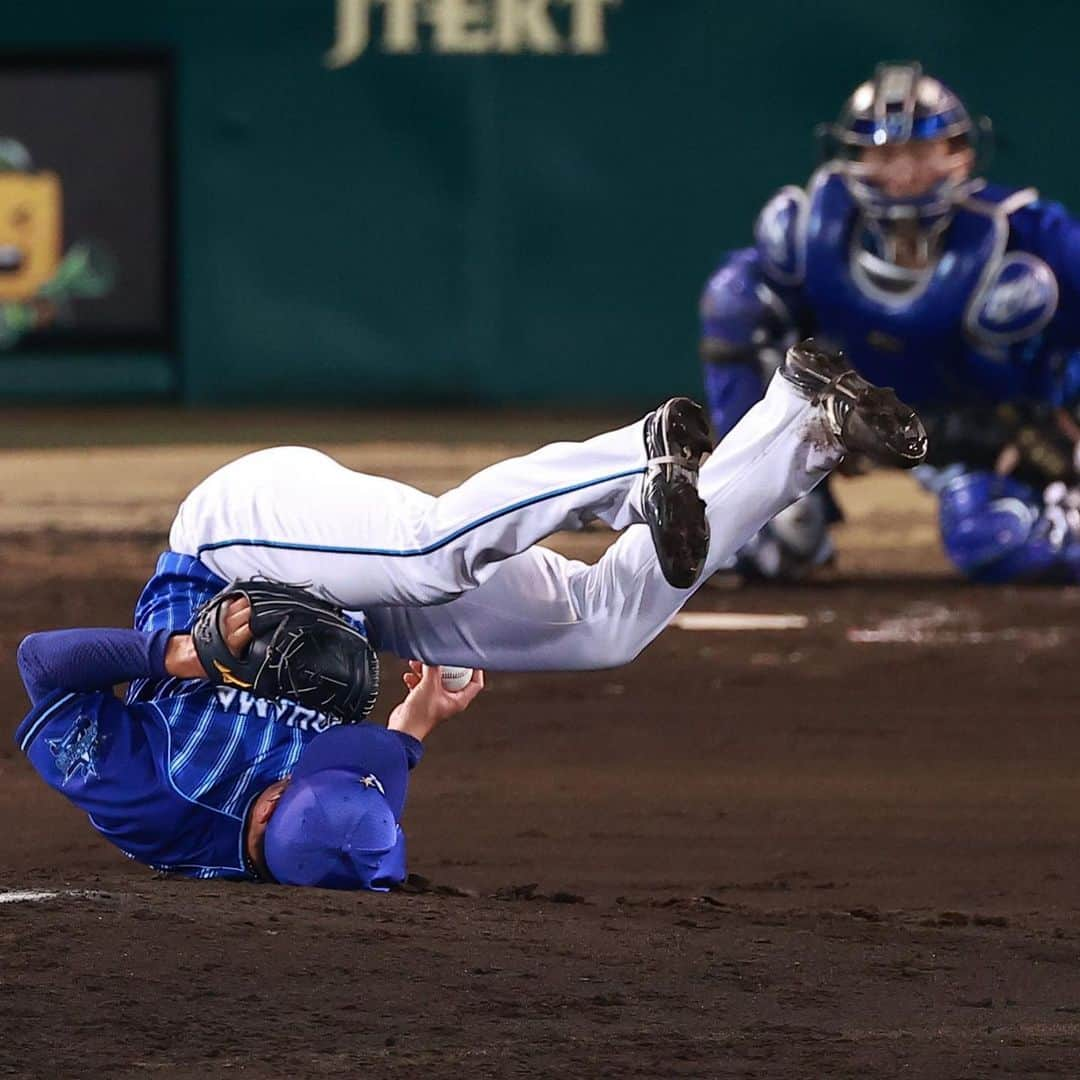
[{"left": 263, "top": 726, "right": 413, "bottom": 890}]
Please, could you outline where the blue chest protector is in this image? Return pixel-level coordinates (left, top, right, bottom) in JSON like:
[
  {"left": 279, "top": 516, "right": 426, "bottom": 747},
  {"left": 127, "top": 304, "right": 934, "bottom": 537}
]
[
  {"left": 700, "top": 170, "right": 1080, "bottom": 585},
  {"left": 754, "top": 169, "right": 1059, "bottom": 409}
]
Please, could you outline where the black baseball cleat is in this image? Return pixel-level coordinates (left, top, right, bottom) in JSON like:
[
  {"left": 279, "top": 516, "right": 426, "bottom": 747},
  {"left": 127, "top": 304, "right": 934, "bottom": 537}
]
[
  {"left": 642, "top": 397, "right": 714, "bottom": 589},
  {"left": 780, "top": 339, "right": 928, "bottom": 468}
]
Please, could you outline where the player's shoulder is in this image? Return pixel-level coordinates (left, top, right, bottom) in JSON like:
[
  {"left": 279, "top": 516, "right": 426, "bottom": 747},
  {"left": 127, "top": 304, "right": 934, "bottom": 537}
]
[
  {"left": 959, "top": 179, "right": 1076, "bottom": 251},
  {"left": 15, "top": 686, "right": 145, "bottom": 798},
  {"left": 960, "top": 180, "right": 1041, "bottom": 219},
  {"left": 961, "top": 182, "right": 1061, "bottom": 348},
  {"left": 752, "top": 165, "right": 847, "bottom": 286},
  {"left": 701, "top": 247, "right": 759, "bottom": 311},
  {"left": 974, "top": 182, "right": 1080, "bottom": 265},
  {"left": 15, "top": 687, "right": 94, "bottom": 758},
  {"left": 753, "top": 179, "right": 813, "bottom": 286}
]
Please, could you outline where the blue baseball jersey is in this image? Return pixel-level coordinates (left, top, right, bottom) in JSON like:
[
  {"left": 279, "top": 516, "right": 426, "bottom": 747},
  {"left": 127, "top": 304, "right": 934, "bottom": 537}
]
[
  {"left": 16, "top": 551, "right": 413, "bottom": 881},
  {"left": 701, "top": 166, "right": 1080, "bottom": 437}
]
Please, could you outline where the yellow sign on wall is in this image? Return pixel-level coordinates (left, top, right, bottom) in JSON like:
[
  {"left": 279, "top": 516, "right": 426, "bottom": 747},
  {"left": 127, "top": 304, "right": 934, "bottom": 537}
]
[
  {"left": 326, "top": 0, "right": 620, "bottom": 66},
  {"left": 0, "top": 171, "right": 61, "bottom": 303}
]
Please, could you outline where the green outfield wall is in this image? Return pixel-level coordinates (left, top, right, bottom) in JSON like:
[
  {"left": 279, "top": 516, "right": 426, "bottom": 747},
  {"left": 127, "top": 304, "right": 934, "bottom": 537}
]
[{"left": 2, "top": 0, "right": 1078, "bottom": 404}]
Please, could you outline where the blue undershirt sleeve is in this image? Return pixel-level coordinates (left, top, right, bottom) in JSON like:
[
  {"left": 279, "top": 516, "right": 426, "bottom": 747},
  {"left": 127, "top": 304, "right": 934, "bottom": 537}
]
[
  {"left": 16, "top": 627, "right": 174, "bottom": 707},
  {"left": 391, "top": 730, "right": 424, "bottom": 770}
]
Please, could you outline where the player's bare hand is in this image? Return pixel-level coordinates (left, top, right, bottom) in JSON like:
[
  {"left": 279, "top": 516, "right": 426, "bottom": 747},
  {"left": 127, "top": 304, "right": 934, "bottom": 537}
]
[
  {"left": 221, "top": 596, "right": 253, "bottom": 657},
  {"left": 164, "top": 596, "right": 254, "bottom": 680},
  {"left": 164, "top": 633, "right": 206, "bottom": 679},
  {"left": 389, "top": 661, "right": 485, "bottom": 742}
]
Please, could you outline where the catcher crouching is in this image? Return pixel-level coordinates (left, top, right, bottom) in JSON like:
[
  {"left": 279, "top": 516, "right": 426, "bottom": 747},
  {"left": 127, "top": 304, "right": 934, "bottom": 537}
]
[{"left": 16, "top": 573, "right": 484, "bottom": 889}]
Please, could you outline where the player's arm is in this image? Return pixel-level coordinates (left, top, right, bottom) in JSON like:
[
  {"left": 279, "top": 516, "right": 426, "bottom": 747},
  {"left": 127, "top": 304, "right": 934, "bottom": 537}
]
[
  {"left": 919, "top": 405, "right": 1025, "bottom": 471},
  {"left": 18, "top": 627, "right": 176, "bottom": 706},
  {"left": 1021, "top": 198, "right": 1080, "bottom": 340},
  {"left": 700, "top": 224, "right": 808, "bottom": 441},
  {"left": 700, "top": 251, "right": 802, "bottom": 365},
  {"left": 1027, "top": 205, "right": 1080, "bottom": 450},
  {"left": 920, "top": 389, "right": 1080, "bottom": 486},
  {"left": 700, "top": 250, "right": 772, "bottom": 440},
  {"left": 244, "top": 663, "right": 486, "bottom": 882},
  {"left": 16, "top": 598, "right": 252, "bottom": 706},
  {"left": 387, "top": 660, "right": 485, "bottom": 744}
]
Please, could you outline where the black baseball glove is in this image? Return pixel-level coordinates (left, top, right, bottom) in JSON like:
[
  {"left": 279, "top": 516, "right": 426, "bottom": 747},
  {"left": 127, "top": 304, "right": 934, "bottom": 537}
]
[{"left": 191, "top": 580, "right": 380, "bottom": 723}]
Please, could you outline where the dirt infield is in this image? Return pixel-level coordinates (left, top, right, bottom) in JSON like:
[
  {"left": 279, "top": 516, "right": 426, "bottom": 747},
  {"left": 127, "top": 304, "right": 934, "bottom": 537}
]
[{"left": 2, "top": 437, "right": 1079, "bottom": 1078}]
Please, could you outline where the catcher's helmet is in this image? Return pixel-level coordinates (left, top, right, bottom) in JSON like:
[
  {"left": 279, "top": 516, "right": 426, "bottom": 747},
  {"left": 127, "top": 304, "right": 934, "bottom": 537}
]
[{"left": 819, "top": 62, "right": 991, "bottom": 247}]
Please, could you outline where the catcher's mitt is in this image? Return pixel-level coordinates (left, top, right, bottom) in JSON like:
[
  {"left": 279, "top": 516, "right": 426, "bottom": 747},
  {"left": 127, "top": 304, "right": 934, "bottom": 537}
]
[
  {"left": 923, "top": 403, "right": 1080, "bottom": 487},
  {"left": 191, "top": 580, "right": 380, "bottom": 723}
]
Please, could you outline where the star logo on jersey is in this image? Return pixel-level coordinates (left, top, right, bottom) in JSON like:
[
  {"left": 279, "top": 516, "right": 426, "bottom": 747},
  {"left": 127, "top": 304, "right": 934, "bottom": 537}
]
[
  {"left": 359, "top": 774, "right": 385, "bottom": 796},
  {"left": 47, "top": 713, "right": 101, "bottom": 783}
]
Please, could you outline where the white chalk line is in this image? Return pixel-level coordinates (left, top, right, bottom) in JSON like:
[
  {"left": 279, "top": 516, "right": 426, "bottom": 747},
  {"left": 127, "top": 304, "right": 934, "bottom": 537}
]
[
  {"left": 846, "top": 605, "right": 1068, "bottom": 648},
  {"left": 0, "top": 889, "right": 110, "bottom": 905}
]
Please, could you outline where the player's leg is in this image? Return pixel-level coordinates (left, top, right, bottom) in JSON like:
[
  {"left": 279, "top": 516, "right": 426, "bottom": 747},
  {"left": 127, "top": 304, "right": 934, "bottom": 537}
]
[
  {"left": 168, "top": 400, "right": 711, "bottom": 610},
  {"left": 936, "top": 469, "right": 1080, "bottom": 583},
  {"left": 732, "top": 486, "right": 837, "bottom": 582},
  {"left": 369, "top": 369, "right": 831, "bottom": 668},
  {"left": 369, "top": 341, "right": 926, "bottom": 669}
]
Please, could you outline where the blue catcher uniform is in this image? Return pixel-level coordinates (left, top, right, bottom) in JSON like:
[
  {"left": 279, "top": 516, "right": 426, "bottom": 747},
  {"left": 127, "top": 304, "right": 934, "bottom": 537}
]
[
  {"left": 15, "top": 551, "right": 419, "bottom": 885},
  {"left": 702, "top": 64, "right": 1080, "bottom": 583}
]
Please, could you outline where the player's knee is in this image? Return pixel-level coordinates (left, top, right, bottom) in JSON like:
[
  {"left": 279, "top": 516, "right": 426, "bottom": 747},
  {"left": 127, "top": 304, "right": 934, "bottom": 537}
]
[
  {"left": 736, "top": 494, "right": 833, "bottom": 581},
  {"left": 700, "top": 250, "right": 769, "bottom": 349},
  {"left": 939, "top": 473, "right": 1043, "bottom": 582},
  {"left": 581, "top": 645, "right": 641, "bottom": 670},
  {"left": 603, "top": 637, "right": 647, "bottom": 668},
  {"left": 558, "top": 628, "right": 635, "bottom": 671},
  {"left": 566, "top": 566, "right": 664, "bottom": 669},
  {"left": 578, "top": 624, "right": 654, "bottom": 669},
  {"left": 702, "top": 361, "right": 765, "bottom": 441}
]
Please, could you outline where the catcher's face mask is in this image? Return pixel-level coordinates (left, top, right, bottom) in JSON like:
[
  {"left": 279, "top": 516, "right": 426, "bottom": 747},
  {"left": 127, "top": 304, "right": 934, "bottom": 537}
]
[{"left": 821, "top": 62, "right": 988, "bottom": 266}]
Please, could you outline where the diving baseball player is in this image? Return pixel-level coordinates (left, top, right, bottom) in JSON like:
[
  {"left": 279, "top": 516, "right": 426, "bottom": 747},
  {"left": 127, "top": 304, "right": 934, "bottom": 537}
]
[
  {"left": 702, "top": 62, "right": 1080, "bottom": 583},
  {"left": 17, "top": 342, "right": 926, "bottom": 888},
  {"left": 18, "top": 598, "right": 482, "bottom": 887}
]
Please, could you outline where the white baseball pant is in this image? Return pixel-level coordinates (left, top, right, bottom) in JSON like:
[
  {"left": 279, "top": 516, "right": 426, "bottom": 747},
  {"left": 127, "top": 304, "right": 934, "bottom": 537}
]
[{"left": 169, "top": 372, "right": 840, "bottom": 670}]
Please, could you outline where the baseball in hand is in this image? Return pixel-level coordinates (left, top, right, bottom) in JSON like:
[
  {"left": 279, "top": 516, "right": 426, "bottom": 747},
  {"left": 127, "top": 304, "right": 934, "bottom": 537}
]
[{"left": 437, "top": 666, "right": 474, "bottom": 692}]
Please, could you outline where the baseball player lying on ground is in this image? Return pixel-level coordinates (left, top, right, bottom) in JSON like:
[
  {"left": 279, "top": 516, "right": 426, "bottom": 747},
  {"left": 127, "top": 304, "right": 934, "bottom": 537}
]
[{"left": 16, "top": 340, "right": 927, "bottom": 890}]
